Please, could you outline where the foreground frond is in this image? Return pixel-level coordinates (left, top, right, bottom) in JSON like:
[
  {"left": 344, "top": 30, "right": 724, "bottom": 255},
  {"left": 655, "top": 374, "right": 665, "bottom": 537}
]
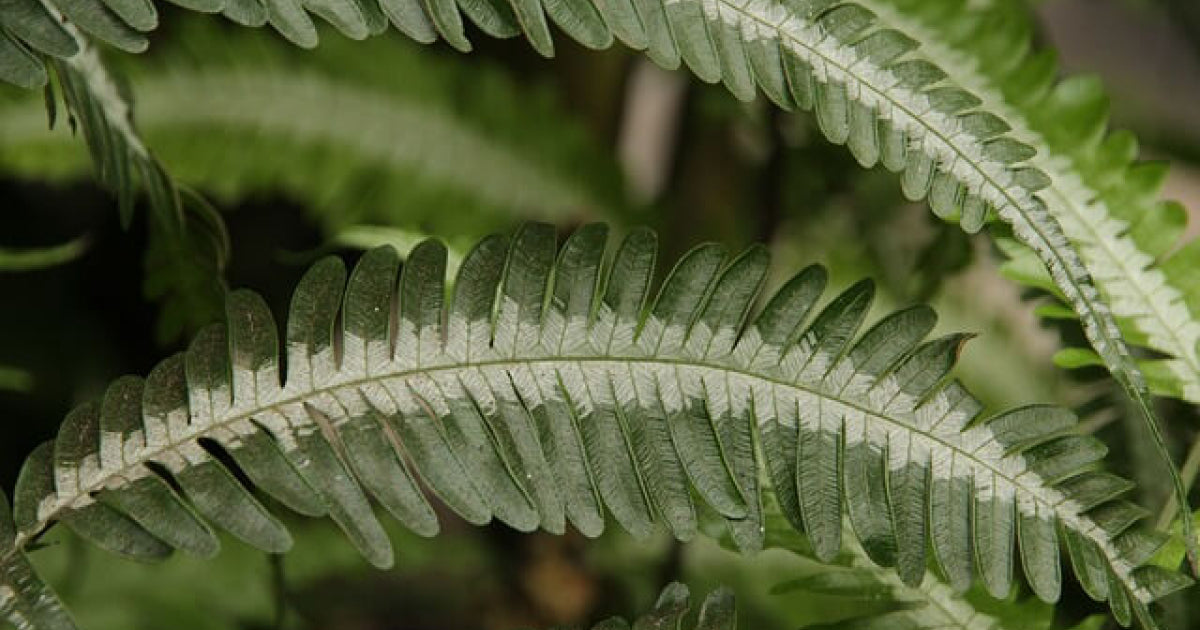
[
  {"left": 0, "top": 0, "right": 1161, "bottom": 511},
  {"left": 1, "top": 223, "right": 1188, "bottom": 629},
  {"left": 865, "top": 1, "right": 1200, "bottom": 407},
  {"left": 853, "top": 0, "right": 1200, "bottom": 571},
  {"left": 761, "top": 509, "right": 1097, "bottom": 630}
]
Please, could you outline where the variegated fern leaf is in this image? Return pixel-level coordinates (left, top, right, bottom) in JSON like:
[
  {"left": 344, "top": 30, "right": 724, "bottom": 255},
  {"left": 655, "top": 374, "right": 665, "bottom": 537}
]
[
  {"left": 0, "top": 224, "right": 1190, "bottom": 630},
  {"left": 5, "top": 0, "right": 1192, "bottom": 553},
  {"left": 860, "top": 1, "right": 1200, "bottom": 408},
  {"left": 761, "top": 508, "right": 1102, "bottom": 630}
]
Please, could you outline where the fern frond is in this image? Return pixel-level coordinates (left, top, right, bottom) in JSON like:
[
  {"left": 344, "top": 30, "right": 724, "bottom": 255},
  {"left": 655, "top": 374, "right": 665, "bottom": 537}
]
[
  {"left": 856, "top": 0, "right": 1200, "bottom": 391},
  {"left": 11, "top": 19, "right": 229, "bottom": 342},
  {"left": 851, "top": 0, "right": 1200, "bottom": 567},
  {"left": 577, "top": 583, "right": 735, "bottom": 630},
  {"left": 1, "top": 223, "right": 1189, "bottom": 629},
  {"left": 0, "top": 491, "right": 73, "bottom": 630},
  {"left": 762, "top": 509, "right": 1094, "bottom": 630},
  {"left": 856, "top": 1, "right": 1200, "bottom": 390},
  {"left": 0, "top": 24, "right": 624, "bottom": 238},
  {"left": 0, "top": 0, "right": 1165, "bottom": 516}
]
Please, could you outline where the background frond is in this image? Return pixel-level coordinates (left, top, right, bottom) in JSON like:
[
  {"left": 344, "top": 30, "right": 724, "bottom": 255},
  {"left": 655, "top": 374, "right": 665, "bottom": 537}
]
[
  {"left": 0, "top": 22, "right": 627, "bottom": 242},
  {"left": 8, "top": 27, "right": 230, "bottom": 342}
]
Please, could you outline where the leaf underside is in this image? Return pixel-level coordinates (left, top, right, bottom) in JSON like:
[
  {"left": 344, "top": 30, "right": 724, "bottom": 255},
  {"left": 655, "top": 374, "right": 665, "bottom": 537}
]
[
  {"left": 4, "top": 0, "right": 1183, "bottom": 540},
  {"left": 1, "top": 223, "right": 1189, "bottom": 630}
]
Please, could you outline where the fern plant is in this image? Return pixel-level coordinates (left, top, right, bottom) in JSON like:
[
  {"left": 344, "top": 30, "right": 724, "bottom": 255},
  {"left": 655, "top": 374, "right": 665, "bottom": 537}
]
[
  {"left": 758, "top": 507, "right": 1104, "bottom": 630},
  {"left": 0, "top": 0, "right": 1150, "bottom": 404},
  {"left": 0, "top": 223, "right": 1190, "bottom": 630},
  {"left": 3, "top": 0, "right": 1196, "bottom": 559},
  {"left": 4, "top": 30, "right": 229, "bottom": 343},
  {"left": 0, "top": 22, "right": 626, "bottom": 241}
]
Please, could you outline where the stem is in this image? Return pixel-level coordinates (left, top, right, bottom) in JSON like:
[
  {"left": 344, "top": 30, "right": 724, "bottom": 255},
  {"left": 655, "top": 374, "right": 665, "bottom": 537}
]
[{"left": 1157, "top": 434, "right": 1200, "bottom": 531}]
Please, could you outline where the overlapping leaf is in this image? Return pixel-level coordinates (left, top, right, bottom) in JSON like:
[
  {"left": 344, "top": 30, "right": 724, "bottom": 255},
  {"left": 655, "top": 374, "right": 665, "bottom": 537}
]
[
  {"left": 0, "top": 22, "right": 624, "bottom": 240},
  {"left": 860, "top": 1, "right": 1200, "bottom": 406},
  {"left": 546, "top": 583, "right": 735, "bottom": 630},
  {"left": 5, "top": 19, "right": 229, "bottom": 343},
  {"left": 1, "top": 0, "right": 1177, "bottom": 527},
  {"left": 0, "top": 223, "right": 1188, "bottom": 630},
  {"left": 0, "top": 491, "right": 72, "bottom": 630}
]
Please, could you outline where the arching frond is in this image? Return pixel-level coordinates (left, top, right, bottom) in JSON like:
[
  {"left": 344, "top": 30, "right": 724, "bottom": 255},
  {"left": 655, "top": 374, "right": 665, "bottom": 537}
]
[
  {"left": 8, "top": 20, "right": 229, "bottom": 342},
  {"left": 0, "top": 490, "right": 73, "bottom": 630},
  {"left": 762, "top": 509, "right": 1098, "bottom": 630},
  {"left": 0, "top": 24, "right": 625, "bottom": 239},
  {"left": 860, "top": 2, "right": 1200, "bottom": 404},
  {"left": 0, "top": 0, "right": 1171, "bottom": 521},
  {"left": 850, "top": 0, "right": 1200, "bottom": 568},
  {"left": 1, "top": 223, "right": 1188, "bottom": 630}
]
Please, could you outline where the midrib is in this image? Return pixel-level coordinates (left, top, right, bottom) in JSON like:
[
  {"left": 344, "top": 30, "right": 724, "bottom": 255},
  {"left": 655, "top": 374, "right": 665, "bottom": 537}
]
[
  {"left": 859, "top": 0, "right": 1200, "bottom": 400},
  {"left": 715, "top": 0, "right": 1129, "bottom": 378},
  {"left": 22, "top": 353, "right": 1117, "bottom": 576}
]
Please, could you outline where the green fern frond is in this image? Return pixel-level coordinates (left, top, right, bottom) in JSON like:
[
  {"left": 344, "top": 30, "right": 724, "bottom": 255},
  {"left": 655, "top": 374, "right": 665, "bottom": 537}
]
[
  {"left": 0, "top": 0, "right": 1168, "bottom": 523},
  {"left": 1, "top": 223, "right": 1189, "bottom": 630},
  {"left": 0, "top": 490, "right": 73, "bottom": 630},
  {"left": 0, "top": 24, "right": 625, "bottom": 238},
  {"left": 867, "top": 1, "right": 1200, "bottom": 404},
  {"left": 563, "top": 583, "right": 735, "bottom": 630},
  {"left": 11, "top": 22, "right": 229, "bottom": 343}
]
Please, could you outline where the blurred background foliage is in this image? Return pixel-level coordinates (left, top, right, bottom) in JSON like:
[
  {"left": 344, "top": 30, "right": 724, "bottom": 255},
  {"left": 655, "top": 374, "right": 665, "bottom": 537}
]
[{"left": 1, "top": 0, "right": 1199, "bottom": 628}]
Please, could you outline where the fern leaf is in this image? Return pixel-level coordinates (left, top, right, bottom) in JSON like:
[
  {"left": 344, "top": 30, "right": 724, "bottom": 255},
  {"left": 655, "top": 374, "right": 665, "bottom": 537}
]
[
  {"left": 0, "top": 23, "right": 624, "bottom": 239},
  {"left": 761, "top": 507, "right": 1098, "bottom": 630},
  {"left": 852, "top": 0, "right": 1200, "bottom": 567},
  {"left": 574, "top": 583, "right": 734, "bottom": 630},
  {"left": 0, "top": 0, "right": 1168, "bottom": 517},
  {"left": 19, "top": 23, "right": 229, "bottom": 343},
  {"left": 1, "top": 223, "right": 1189, "bottom": 630},
  {"left": 0, "top": 490, "right": 73, "bottom": 630},
  {"left": 882, "top": 0, "right": 1200, "bottom": 403}
]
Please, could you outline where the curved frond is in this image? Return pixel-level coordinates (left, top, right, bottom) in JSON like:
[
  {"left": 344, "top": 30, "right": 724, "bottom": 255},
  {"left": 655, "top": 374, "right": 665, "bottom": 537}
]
[
  {"left": 763, "top": 509, "right": 1095, "bottom": 630},
  {"left": 850, "top": 0, "right": 1200, "bottom": 568},
  {"left": 1, "top": 223, "right": 1188, "bottom": 630},
  {"left": 0, "top": 490, "right": 73, "bottom": 630},
  {"left": 0, "top": 24, "right": 625, "bottom": 238},
  {"left": 0, "top": 0, "right": 1169, "bottom": 519},
  {"left": 860, "top": 2, "right": 1200, "bottom": 403},
  {"left": 9, "top": 20, "right": 229, "bottom": 342}
]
